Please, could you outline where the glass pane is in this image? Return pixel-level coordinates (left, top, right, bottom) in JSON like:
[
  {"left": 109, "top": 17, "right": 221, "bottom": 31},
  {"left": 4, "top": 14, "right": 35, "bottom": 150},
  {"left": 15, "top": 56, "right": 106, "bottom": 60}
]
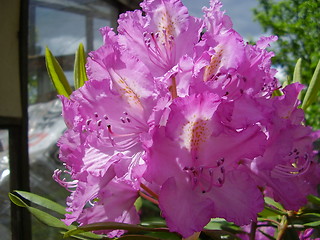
[
  {"left": 0, "top": 130, "right": 11, "bottom": 240},
  {"left": 93, "top": 17, "right": 111, "bottom": 50},
  {"left": 35, "top": 7, "right": 86, "bottom": 56},
  {"left": 28, "top": 1, "right": 119, "bottom": 239}
]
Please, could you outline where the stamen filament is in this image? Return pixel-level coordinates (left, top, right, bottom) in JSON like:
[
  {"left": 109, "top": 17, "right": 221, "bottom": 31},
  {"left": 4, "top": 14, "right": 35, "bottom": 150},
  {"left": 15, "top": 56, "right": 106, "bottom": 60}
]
[
  {"left": 170, "top": 76, "right": 178, "bottom": 99},
  {"left": 140, "top": 183, "right": 159, "bottom": 199},
  {"left": 139, "top": 191, "right": 159, "bottom": 205}
]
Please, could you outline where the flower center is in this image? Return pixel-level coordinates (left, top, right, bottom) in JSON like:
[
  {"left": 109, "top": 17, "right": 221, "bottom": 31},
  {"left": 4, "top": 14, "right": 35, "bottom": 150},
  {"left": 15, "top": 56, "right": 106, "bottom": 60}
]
[
  {"left": 203, "top": 47, "right": 224, "bottom": 82},
  {"left": 143, "top": 30, "right": 175, "bottom": 70},
  {"left": 183, "top": 158, "right": 225, "bottom": 193},
  {"left": 271, "top": 148, "right": 312, "bottom": 178}
]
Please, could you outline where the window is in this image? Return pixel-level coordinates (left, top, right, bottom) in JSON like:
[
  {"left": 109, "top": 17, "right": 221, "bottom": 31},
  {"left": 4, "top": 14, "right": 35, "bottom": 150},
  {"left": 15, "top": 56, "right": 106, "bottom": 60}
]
[{"left": 0, "top": 1, "right": 141, "bottom": 239}]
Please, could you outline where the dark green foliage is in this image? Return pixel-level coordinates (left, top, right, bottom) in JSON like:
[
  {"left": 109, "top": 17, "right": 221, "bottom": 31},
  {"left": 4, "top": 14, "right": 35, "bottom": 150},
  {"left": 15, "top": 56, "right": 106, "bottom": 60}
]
[{"left": 253, "top": 0, "right": 320, "bottom": 129}]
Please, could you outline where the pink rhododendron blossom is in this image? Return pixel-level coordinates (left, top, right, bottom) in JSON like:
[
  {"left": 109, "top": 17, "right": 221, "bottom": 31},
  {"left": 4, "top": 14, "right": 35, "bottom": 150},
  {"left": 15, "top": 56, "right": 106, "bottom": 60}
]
[
  {"left": 53, "top": 0, "right": 320, "bottom": 238},
  {"left": 118, "top": 0, "right": 202, "bottom": 77}
]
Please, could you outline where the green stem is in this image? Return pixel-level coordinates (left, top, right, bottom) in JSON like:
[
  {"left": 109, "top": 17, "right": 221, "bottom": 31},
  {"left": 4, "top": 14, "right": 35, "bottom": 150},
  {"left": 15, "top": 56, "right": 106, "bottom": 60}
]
[
  {"left": 276, "top": 215, "right": 288, "bottom": 240},
  {"left": 249, "top": 222, "right": 257, "bottom": 240}
]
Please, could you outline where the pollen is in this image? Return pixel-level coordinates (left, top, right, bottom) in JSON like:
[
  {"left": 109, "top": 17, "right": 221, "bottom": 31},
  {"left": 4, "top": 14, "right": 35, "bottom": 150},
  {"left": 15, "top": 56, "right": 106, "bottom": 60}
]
[
  {"left": 203, "top": 47, "right": 224, "bottom": 82},
  {"left": 115, "top": 77, "right": 143, "bottom": 110},
  {"left": 182, "top": 118, "right": 210, "bottom": 153}
]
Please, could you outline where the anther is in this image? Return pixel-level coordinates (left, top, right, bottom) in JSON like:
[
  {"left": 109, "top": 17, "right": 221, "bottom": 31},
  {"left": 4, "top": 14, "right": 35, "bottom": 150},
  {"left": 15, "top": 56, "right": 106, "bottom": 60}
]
[
  {"left": 107, "top": 125, "right": 113, "bottom": 134},
  {"left": 104, "top": 115, "right": 108, "bottom": 120},
  {"left": 86, "top": 119, "right": 92, "bottom": 125},
  {"left": 94, "top": 112, "right": 99, "bottom": 118},
  {"left": 120, "top": 117, "right": 126, "bottom": 123},
  {"left": 97, "top": 120, "right": 102, "bottom": 127}
]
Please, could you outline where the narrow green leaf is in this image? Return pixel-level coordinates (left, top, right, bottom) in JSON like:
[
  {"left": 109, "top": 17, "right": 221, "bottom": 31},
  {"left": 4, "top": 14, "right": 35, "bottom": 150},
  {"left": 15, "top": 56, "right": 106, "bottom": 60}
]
[
  {"left": 259, "top": 207, "right": 282, "bottom": 217},
  {"left": 260, "top": 206, "right": 286, "bottom": 217},
  {"left": 64, "top": 222, "right": 169, "bottom": 238},
  {"left": 59, "top": 231, "right": 103, "bottom": 240},
  {"left": 264, "top": 197, "right": 285, "bottom": 211},
  {"left": 293, "top": 58, "right": 302, "bottom": 84},
  {"left": 74, "top": 43, "right": 88, "bottom": 89},
  {"left": 301, "top": 213, "right": 320, "bottom": 218},
  {"left": 302, "top": 59, "right": 320, "bottom": 110},
  {"left": 28, "top": 206, "right": 74, "bottom": 230},
  {"left": 304, "top": 220, "right": 320, "bottom": 227},
  {"left": 14, "top": 190, "right": 67, "bottom": 215},
  {"left": 10, "top": 192, "right": 71, "bottom": 230},
  {"left": 29, "top": 207, "right": 103, "bottom": 239},
  {"left": 45, "top": 47, "right": 73, "bottom": 97},
  {"left": 134, "top": 197, "right": 143, "bottom": 211},
  {"left": 8, "top": 192, "right": 28, "bottom": 208},
  {"left": 293, "top": 58, "right": 303, "bottom": 100},
  {"left": 14, "top": 191, "right": 67, "bottom": 215},
  {"left": 10, "top": 192, "right": 102, "bottom": 239},
  {"left": 307, "top": 194, "right": 320, "bottom": 205}
]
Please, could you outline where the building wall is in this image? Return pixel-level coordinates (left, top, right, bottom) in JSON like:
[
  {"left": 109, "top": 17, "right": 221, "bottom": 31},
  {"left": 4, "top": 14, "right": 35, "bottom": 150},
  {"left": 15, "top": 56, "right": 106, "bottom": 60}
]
[{"left": 0, "top": 0, "right": 22, "bottom": 118}]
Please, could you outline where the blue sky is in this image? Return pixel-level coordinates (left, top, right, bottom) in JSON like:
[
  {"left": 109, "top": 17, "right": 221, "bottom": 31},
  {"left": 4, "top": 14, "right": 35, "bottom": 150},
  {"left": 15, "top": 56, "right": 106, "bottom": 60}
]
[{"left": 182, "top": 0, "right": 265, "bottom": 39}]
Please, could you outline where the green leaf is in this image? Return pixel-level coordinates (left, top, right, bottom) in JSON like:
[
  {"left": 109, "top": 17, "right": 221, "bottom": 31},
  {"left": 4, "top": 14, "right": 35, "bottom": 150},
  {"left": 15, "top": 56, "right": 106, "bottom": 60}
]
[
  {"left": 10, "top": 192, "right": 71, "bottom": 230},
  {"left": 28, "top": 206, "right": 74, "bottom": 230},
  {"left": 302, "top": 59, "right": 320, "bottom": 110},
  {"left": 74, "top": 43, "right": 88, "bottom": 89},
  {"left": 264, "top": 197, "right": 285, "bottom": 211},
  {"left": 14, "top": 190, "right": 67, "bottom": 215},
  {"left": 272, "top": 89, "right": 283, "bottom": 97},
  {"left": 307, "top": 194, "right": 320, "bottom": 205},
  {"left": 8, "top": 192, "right": 28, "bottom": 208},
  {"left": 134, "top": 197, "right": 143, "bottom": 211},
  {"left": 293, "top": 58, "right": 302, "bottom": 84},
  {"left": 45, "top": 47, "right": 73, "bottom": 97},
  {"left": 293, "top": 58, "right": 303, "bottom": 100},
  {"left": 29, "top": 208, "right": 102, "bottom": 239},
  {"left": 259, "top": 207, "right": 282, "bottom": 217},
  {"left": 304, "top": 220, "right": 320, "bottom": 227},
  {"left": 64, "top": 222, "right": 169, "bottom": 238},
  {"left": 10, "top": 192, "right": 102, "bottom": 239},
  {"left": 301, "top": 213, "right": 320, "bottom": 218}
]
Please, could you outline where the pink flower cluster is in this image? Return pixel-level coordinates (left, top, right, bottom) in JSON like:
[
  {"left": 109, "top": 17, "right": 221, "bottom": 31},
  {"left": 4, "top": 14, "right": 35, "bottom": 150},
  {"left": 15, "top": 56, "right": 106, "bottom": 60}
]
[{"left": 54, "top": 0, "right": 320, "bottom": 238}]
